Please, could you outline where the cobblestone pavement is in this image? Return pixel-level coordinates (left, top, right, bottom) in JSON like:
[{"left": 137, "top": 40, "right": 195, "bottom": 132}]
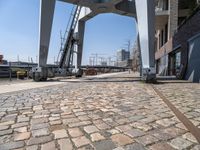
[
  {"left": 0, "top": 73, "right": 200, "bottom": 150},
  {"left": 154, "top": 82, "right": 200, "bottom": 131}
]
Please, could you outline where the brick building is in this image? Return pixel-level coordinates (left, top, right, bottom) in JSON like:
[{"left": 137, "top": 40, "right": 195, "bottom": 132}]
[{"left": 155, "top": 0, "right": 200, "bottom": 82}]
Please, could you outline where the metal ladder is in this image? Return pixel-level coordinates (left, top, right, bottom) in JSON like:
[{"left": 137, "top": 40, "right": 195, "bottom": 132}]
[{"left": 59, "top": 5, "right": 82, "bottom": 69}]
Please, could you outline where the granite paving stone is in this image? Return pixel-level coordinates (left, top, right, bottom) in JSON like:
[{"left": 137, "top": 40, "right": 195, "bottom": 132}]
[
  {"left": 32, "top": 128, "right": 50, "bottom": 137},
  {"left": 0, "top": 141, "right": 25, "bottom": 150},
  {"left": 14, "top": 132, "right": 31, "bottom": 141},
  {"left": 27, "top": 135, "right": 53, "bottom": 146},
  {"left": 68, "top": 128, "right": 83, "bottom": 137},
  {"left": 149, "top": 142, "right": 176, "bottom": 150},
  {"left": 52, "top": 129, "right": 68, "bottom": 139},
  {"left": 90, "top": 133, "right": 105, "bottom": 142},
  {"left": 83, "top": 125, "right": 99, "bottom": 134},
  {"left": 136, "top": 135, "right": 159, "bottom": 146},
  {"left": 41, "top": 141, "right": 56, "bottom": 150},
  {"left": 72, "top": 136, "right": 91, "bottom": 148},
  {"left": 169, "top": 137, "right": 193, "bottom": 149},
  {"left": 58, "top": 138, "right": 73, "bottom": 150},
  {"left": 111, "top": 134, "right": 134, "bottom": 146},
  {"left": 0, "top": 73, "right": 200, "bottom": 149}
]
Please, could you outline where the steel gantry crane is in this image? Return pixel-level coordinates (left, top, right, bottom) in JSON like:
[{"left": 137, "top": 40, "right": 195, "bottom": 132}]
[{"left": 32, "top": 0, "right": 156, "bottom": 83}]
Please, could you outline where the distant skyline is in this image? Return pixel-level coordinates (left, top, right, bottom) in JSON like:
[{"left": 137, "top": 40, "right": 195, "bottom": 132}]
[{"left": 0, "top": 0, "right": 138, "bottom": 65}]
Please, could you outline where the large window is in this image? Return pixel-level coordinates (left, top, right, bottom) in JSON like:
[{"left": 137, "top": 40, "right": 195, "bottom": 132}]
[
  {"left": 175, "top": 52, "right": 181, "bottom": 71},
  {"left": 168, "top": 50, "right": 181, "bottom": 76},
  {"left": 164, "top": 0, "right": 169, "bottom": 10}
]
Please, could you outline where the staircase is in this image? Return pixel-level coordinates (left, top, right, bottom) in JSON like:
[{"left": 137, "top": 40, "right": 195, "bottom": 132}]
[{"left": 59, "top": 5, "right": 82, "bottom": 69}]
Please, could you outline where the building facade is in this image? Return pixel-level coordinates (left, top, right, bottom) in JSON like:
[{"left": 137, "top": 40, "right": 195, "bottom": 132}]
[
  {"left": 117, "top": 49, "right": 130, "bottom": 62},
  {"left": 116, "top": 49, "right": 131, "bottom": 67},
  {"left": 155, "top": 0, "right": 200, "bottom": 82}
]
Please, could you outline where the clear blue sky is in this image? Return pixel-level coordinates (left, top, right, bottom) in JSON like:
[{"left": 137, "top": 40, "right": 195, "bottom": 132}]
[{"left": 0, "top": 0, "right": 137, "bottom": 65}]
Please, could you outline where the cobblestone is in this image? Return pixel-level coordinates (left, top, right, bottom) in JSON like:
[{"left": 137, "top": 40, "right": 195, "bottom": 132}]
[
  {"left": 52, "top": 129, "right": 68, "bottom": 139},
  {"left": 154, "top": 81, "right": 200, "bottom": 130},
  {"left": 156, "top": 118, "right": 176, "bottom": 127},
  {"left": 83, "top": 125, "right": 99, "bottom": 134},
  {"left": 41, "top": 141, "right": 56, "bottom": 150},
  {"left": 68, "top": 128, "right": 83, "bottom": 137},
  {"left": 136, "top": 135, "right": 159, "bottom": 146},
  {"left": 14, "top": 132, "right": 31, "bottom": 141},
  {"left": 0, "top": 121, "right": 15, "bottom": 126},
  {"left": 0, "top": 129, "right": 13, "bottom": 136},
  {"left": 26, "top": 145, "right": 38, "bottom": 150},
  {"left": 183, "top": 132, "right": 198, "bottom": 143},
  {"left": 169, "top": 137, "right": 193, "bottom": 149},
  {"left": 149, "top": 142, "right": 175, "bottom": 150},
  {"left": 0, "top": 125, "right": 9, "bottom": 131},
  {"left": 111, "top": 134, "right": 134, "bottom": 146},
  {"left": 14, "top": 127, "right": 27, "bottom": 133},
  {"left": 124, "top": 129, "right": 145, "bottom": 138},
  {"left": 0, "top": 141, "right": 24, "bottom": 150},
  {"left": 0, "top": 73, "right": 200, "bottom": 149},
  {"left": 27, "top": 135, "right": 53, "bottom": 146},
  {"left": 72, "top": 136, "right": 90, "bottom": 148},
  {"left": 90, "top": 133, "right": 105, "bottom": 142},
  {"left": 58, "top": 138, "right": 73, "bottom": 150},
  {"left": 32, "top": 128, "right": 50, "bottom": 137}
]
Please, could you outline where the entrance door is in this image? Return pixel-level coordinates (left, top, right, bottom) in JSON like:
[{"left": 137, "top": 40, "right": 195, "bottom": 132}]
[{"left": 168, "top": 50, "right": 181, "bottom": 76}]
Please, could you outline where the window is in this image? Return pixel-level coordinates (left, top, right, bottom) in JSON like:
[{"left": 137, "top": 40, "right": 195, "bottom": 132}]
[
  {"left": 161, "top": 30, "right": 164, "bottom": 46},
  {"left": 175, "top": 52, "right": 181, "bottom": 69},
  {"left": 165, "top": 23, "right": 168, "bottom": 43}
]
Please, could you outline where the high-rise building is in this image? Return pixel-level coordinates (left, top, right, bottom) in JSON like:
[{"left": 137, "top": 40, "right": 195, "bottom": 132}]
[
  {"left": 116, "top": 49, "right": 131, "bottom": 67},
  {"left": 117, "top": 49, "right": 130, "bottom": 62}
]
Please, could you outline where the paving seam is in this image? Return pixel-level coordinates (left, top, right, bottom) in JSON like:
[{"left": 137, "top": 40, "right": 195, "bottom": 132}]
[{"left": 151, "top": 85, "right": 200, "bottom": 143}]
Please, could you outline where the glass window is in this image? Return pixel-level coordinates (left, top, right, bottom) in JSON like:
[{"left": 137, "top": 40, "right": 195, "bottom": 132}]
[{"left": 175, "top": 51, "right": 181, "bottom": 73}]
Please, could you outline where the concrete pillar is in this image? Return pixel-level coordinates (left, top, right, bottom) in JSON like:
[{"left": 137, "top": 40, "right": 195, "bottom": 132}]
[
  {"left": 77, "top": 20, "right": 86, "bottom": 68},
  {"left": 168, "top": 0, "right": 178, "bottom": 38},
  {"left": 135, "top": 0, "right": 156, "bottom": 82},
  {"left": 32, "top": 0, "right": 56, "bottom": 81},
  {"left": 38, "top": 0, "right": 55, "bottom": 67},
  {"left": 75, "top": 7, "right": 92, "bottom": 68}
]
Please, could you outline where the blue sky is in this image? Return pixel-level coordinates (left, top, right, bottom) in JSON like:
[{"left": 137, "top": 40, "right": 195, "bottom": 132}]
[{"left": 0, "top": 0, "right": 137, "bottom": 65}]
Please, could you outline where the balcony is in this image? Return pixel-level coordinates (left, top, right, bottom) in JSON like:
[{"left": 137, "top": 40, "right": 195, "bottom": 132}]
[
  {"left": 155, "top": 6, "right": 169, "bottom": 30},
  {"left": 155, "top": 6, "right": 169, "bottom": 16}
]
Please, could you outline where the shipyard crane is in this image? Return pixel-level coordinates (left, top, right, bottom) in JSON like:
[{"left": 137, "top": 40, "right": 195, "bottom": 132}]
[{"left": 32, "top": 0, "right": 156, "bottom": 83}]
